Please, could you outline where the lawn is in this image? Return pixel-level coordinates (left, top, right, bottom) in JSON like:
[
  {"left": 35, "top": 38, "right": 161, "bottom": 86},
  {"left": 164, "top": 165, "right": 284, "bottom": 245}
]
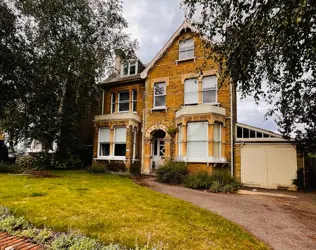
[{"left": 0, "top": 171, "right": 267, "bottom": 249}]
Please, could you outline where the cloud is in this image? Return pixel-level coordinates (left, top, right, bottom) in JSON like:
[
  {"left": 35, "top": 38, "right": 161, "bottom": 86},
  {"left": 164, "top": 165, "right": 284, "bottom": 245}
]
[{"left": 122, "top": 0, "right": 278, "bottom": 132}]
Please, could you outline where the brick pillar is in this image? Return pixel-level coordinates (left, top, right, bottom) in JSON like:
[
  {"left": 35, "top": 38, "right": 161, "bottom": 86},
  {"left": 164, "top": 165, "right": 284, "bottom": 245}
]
[
  {"left": 126, "top": 125, "right": 133, "bottom": 169},
  {"left": 198, "top": 79, "right": 202, "bottom": 104},
  {"left": 93, "top": 126, "right": 99, "bottom": 158},
  {"left": 181, "top": 124, "right": 187, "bottom": 156},
  {"left": 110, "top": 128, "right": 114, "bottom": 156},
  {"left": 175, "top": 130, "right": 178, "bottom": 157},
  {"left": 165, "top": 138, "right": 171, "bottom": 162},
  {"left": 208, "top": 123, "right": 214, "bottom": 157},
  {"left": 143, "top": 138, "right": 151, "bottom": 174}
]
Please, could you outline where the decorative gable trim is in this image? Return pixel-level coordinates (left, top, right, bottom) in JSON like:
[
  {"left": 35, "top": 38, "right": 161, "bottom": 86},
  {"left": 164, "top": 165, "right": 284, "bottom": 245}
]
[{"left": 140, "top": 20, "right": 199, "bottom": 79}]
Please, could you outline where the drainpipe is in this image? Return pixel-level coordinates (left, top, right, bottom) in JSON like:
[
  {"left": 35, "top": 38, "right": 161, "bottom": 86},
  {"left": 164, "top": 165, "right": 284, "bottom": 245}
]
[{"left": 230, "top": 79, "right": 234, "bottom": 178}]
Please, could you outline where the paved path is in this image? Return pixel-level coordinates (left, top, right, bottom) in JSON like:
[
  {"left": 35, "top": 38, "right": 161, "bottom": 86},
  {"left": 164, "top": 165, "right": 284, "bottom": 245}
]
[
  {"left": 0, "top": 232, "right": 43, "bottom": 250},
  {"left": 136, "top": 177, "right": 316, "bottom": 250}
]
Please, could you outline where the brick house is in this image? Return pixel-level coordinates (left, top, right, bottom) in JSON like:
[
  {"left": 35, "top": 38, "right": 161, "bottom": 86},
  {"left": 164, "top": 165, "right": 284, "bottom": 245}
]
[{"left": 93, "top": 21, "right": 300, "bottom": 189}]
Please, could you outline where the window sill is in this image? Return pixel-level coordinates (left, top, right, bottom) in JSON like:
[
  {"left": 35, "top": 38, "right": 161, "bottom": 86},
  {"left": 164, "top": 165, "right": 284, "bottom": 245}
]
[
  {"left": 176, "top": 57, "right": 196, "bottom": 64},
  {"left": 95, "top": 156, "right": 126, "bottom": 161},
  {"left": 150, "top": 106, "right": 168, "bottom": 113},
  {"left": 174, "top": 156, "right": 227, "bottom": 163}
]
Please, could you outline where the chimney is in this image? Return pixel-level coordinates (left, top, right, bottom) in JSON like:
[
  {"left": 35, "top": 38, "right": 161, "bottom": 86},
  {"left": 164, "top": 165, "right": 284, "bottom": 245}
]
[{"left": 114, "top": 49, "right": 124, "bottom": 73}]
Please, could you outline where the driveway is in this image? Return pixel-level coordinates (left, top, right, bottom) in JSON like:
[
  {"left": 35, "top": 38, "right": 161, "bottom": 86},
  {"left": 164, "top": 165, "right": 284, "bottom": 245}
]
[{"left": 136, "top": 177, "right": 316, "bottom": 250}]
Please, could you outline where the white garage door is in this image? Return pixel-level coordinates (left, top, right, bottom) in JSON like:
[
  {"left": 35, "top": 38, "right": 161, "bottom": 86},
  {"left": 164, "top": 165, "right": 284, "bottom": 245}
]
[{"left": 241, "top": 144, "right": 297, "bottom": 189}]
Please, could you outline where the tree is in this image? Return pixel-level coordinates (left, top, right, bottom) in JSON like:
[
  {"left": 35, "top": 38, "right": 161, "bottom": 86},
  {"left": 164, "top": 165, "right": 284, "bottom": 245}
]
[
  {"left": 1, "top": 0, "right": 137, "bottom": 166},
  {"left": 183, "top": 0, "right": 316, "bottom": 153}
]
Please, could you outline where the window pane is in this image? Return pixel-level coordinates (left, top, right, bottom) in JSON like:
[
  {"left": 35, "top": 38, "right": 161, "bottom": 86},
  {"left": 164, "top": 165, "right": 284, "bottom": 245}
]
[
  {"left": 187, "top": 141, "right": 207, "bottom": 158},
  {"left": 214, "top": 142, "right": 220, "bottom": 158},
  {"left": 214, "top": 123, "right": 221, "bottom": 141},
  {"left": 132, "top": 90, "right": 137, "bottom": 112},
  {"left": 130, "top": 64, "right": 136, "bottom": 75},
  {"left": 178, "top": 126, "right": 182, "bottom": 156},
  {"left": 257, "top": 132, "right": 263, "bottom": 138},
  {"left": 123, "top": 65, "right": 128, "bottom": 76},
  {"left": 187, "top": 122, "right": 208, "bottom": 141},
  {"left": 111, "top": 94, "right": 116, "bottom": 113},
  {"left": 185, "top": 79, "right": 198, "bottom": 104},
  {"left": 250, "top": 130, "right": 256, "bottom": 138},
  {"left": 119, "top": 103, "right": 129, "bottom": 111},
  {"left": 187, "top": 49, "right": 194, "bottom": 58},
  {"left": 99, "top": 128, "right": 110, "bottom": 142},
  {"left": 237, "top": 126, "right": 242, "bottom": 138},
  {"left": 179, "top": 51, "right": 186, "bottom": 60},
  {"left": 119, "top": 92, "right": 129, "bottom": 101},
  {"left": 154, "top": 96, "right": 166, "bottom": 107},
  {"left": 114, "top": 144, "right": 126, "bottom": 156},
  {"left": 99, "top": 143, "right": 110, "bottom": 156},
  {"left": 243, "top": 128, "right": 250, "bottom": 138},
  {"left": 154, "top": 83, "right": 166, "bottom": 96},
  {"left": 203, "top": 90, "right": 216, "bottom": 103},
  {"left": 115, "top": 127, "right": 126, "bottom": 142},
  {"left": 203, "top": 76, "right": 217, "bottom": 89}
]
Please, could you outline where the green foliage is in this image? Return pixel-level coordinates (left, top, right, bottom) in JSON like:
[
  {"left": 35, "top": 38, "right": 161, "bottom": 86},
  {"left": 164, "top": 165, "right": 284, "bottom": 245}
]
[
  {"left": 292, "top": 167, "right": 305, "bottom": 190},
  {"left": 16, "top": 155, "right": 36, "bottom": 169},
  {"left": 166, "top": 126, "right": 178, "bottom": 137},
  {"left": 130, "top": 161, "right": 141, "bottom": 176},
  {"left": 184, "top": 0, "right": 316, "bottom": 154},
  {"left": 106, "top": 162, "right": 127, "bottom": 172},
  {"left": 183, "top": 172, "right": 213, "bottom": 190},
  {"left": 209, "top": 181, "right": 222, "bottom": 193},
  {"left": 0, "top": 163, "right": 22, "bottom": 173},
  {"left": 88, "top": 162, "right": 109, "bottom": 174},
  {"left": 208, "top": 170, "right": 240, "bottom": 193},
  {"left": 156, "top": 161, "right": 188, "bottom": 184}
]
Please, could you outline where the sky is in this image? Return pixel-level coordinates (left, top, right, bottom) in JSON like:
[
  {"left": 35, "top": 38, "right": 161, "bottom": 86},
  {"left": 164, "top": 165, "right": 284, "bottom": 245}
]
[{"left": 122, "top": 0, "right": 278, "bottom": 133}]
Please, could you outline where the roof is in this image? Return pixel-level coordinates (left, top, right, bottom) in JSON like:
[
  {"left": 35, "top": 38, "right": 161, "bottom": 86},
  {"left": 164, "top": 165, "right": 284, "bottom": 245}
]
[
  {"left": 140, "top": 20, "right": 199, "bottom": 79},
  {"left": 98, "top": 74, "right": 143, "bottom": 88}
]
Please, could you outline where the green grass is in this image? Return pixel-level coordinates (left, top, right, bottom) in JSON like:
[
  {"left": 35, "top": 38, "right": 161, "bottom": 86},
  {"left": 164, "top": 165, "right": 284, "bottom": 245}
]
[{"left": 0, "top": 171, "right": 267, "bottom": 249}]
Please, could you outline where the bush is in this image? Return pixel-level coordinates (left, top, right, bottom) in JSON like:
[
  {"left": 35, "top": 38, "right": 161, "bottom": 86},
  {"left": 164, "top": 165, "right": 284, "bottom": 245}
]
[
  {"left": 130, "top": 162, "right": 141, "bottom": 176},
  {"left": 292, "top": 168, "right": 305, "bottom": 190},
  {"left": 183, "top": 172, "right": 212, "bottom": 189},
  {"left": 106, "top": 162, "right": 127, "bottom": 172},
  {"left": 88, "top": 162, "right": 109, "bottom": 174},
  {"left": 156, "top": 161, "right": 188, "bottom": 184},
  {"left": 208, "top": 169, "right": 240, "bottom": 193},
  {"left": 0, "top": 163, "right": 23, "bottom": 173},
  {"left": 16, "top": 155, "right": 37, "bottom": 169}
]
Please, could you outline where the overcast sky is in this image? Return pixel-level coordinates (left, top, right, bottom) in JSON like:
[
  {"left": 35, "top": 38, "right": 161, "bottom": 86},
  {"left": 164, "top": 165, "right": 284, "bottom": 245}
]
[{"left": 123, "top": 0, "right": 278, "bottom": 133}]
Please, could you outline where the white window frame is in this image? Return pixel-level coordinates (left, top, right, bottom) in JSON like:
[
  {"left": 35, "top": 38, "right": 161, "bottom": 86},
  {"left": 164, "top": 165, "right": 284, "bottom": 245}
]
[
  {"left": 111, "top": 93, "right": 116, "bottom": 114},
  {"left": 132, "top": 89, "right": 137, "bottom": 113},
  {"left": 118, "top": 91, "right": 130, "bottom": 113},
  {"left": 98, "top": 127, "right": 110, "bottom": 158},
  {"left": 186, "top": 122, "right": 208, "bottom": 161},
  {"left": 101, "top": 90, "right": 105, "bottom": 114},
  {"left": 133, "top": 128, "right": 137, "bottom": 160},
  {"left": 121, "top": 61, "right": 138, "bottom": 77},
  {"left": 202, "top": 76, "right": 218, "bottom": 104},
  {"left": 179, "top": 39, "right": 194, "bottom": 61},
  {"left": 213, "top": 123, "right": 222, "bottom": 159},
  {"left": 184, "top": 78, "right": 199, "bottom": 105},
  {"left": 153, "top": 82, "right": 166, "bottom": 108},
  {"left": 113, "top": 127, "right": 127, "bottom": 159}
]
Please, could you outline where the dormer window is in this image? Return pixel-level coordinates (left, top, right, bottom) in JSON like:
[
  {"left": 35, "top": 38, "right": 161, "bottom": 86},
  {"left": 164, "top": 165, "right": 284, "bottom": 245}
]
[
  {"left": 179, "top": 39, "right": 194, "bottom": 60},
  {"left": 121, "top": 61, "right": 137, "bottom": 77}
]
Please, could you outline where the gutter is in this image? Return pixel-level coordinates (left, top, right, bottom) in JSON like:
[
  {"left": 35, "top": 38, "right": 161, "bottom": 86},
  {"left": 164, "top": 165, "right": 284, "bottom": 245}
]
[{"left": 230, "top": 79, "right": 234, "bottom": 178}]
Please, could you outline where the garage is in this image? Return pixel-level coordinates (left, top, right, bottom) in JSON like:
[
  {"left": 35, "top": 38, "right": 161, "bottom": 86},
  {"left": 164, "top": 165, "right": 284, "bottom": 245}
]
[{"left": 236, "top": 123, "right": 298, "bottom": 189}]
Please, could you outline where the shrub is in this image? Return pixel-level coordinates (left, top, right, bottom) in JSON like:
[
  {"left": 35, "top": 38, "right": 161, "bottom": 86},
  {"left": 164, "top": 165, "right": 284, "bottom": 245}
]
[
  {"left": 88, "top": 162, "right": 109, "bottom": 174},
  {"left": 209, "top": 181, "right": 222, "bottom": 193},
  {"left": 106, "top": 162, "right": 127, "bottom": 172},
  {"left": 208, "top": 169, "right": 240, "bottom": 193},
  {"left": 156, "top": 161, "right": 188, "bottom": 184},
  {"left": 16, "top": 155, "right": 36, "bottom": 169},
  {"left": 292, "top": 167, "right": 305, "bottom": 190},
  {"left": 130, "top": 162, "right": 141, "bottom": 176},
  {"left": 0, "top": 163, "right": 23, "bottom": 173},
  {"left": 183, "top": 172, "right": 212, "bottom": 189}
]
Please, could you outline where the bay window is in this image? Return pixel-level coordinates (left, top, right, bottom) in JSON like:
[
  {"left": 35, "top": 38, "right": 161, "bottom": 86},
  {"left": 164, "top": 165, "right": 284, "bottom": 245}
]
[
  {"left": 114, "top": 127, "right": 126, "bottom": 157},
  {"left": 202, "top": 76, "right": 217, "bottom": 104},
  {"left": 184, "top": 78, "right": 198, "bottom": 105},
  {"left": 99, "top": 128, "right": 110, "bottom": 157},
  {"left": 187, "top": 122, "right": 208, "bottom": 159},
  {"left": 179, "top": 39, "right": 194, "bottom": 60},
  {"left": 154, "top": 82, "right": 166, "bottom": 108},
  {"left": 118, "top": 91, "right": 129, "bottom": 112},
  {"left": 213, "top": 122, "right": 222, "bottom": 159}
]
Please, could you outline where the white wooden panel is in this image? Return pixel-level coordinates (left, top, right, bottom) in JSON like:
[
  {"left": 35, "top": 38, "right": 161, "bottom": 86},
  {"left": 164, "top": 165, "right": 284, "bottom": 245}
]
[
  {"left": 241, "top": 145, "right": 267, "bottom": 188},
  {"left": 266, "top": 145, "right": 297, "bottom": 189}
]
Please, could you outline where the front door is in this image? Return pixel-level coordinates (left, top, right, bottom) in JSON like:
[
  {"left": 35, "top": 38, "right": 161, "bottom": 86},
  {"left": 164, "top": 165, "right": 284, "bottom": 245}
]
[{"left": 152, "top": 138, "right": 165, "bottom": 170}]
